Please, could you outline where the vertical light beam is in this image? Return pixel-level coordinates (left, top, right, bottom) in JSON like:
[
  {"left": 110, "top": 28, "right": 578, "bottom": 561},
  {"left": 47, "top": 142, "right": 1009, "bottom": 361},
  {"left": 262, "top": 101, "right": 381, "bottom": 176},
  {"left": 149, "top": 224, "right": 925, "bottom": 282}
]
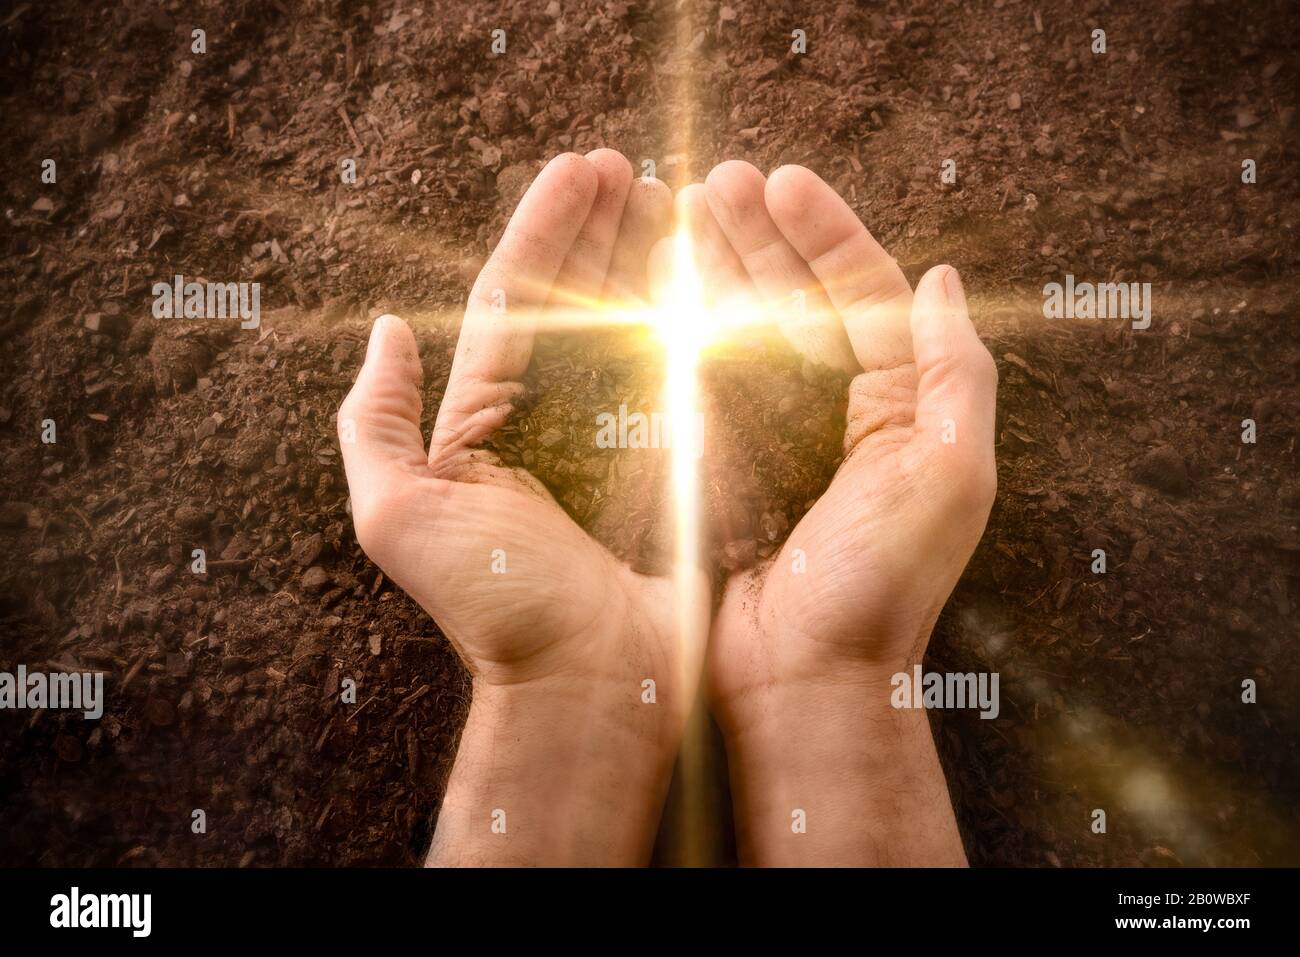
[{"left": 657, "top": 228, "right": 713, "bottom": 866}]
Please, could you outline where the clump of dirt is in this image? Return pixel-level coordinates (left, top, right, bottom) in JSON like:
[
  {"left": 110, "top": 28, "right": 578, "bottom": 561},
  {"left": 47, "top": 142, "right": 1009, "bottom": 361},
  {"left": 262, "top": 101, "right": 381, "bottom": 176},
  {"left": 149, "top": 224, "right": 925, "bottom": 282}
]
[
  {"left": 494, "top": 324, "right": 847, "bottom": 580},
  {"left": 493, "top": 329, "right": 675, "bottom": 573},
  {"left": 699, "top": 334, "right": 849, "bottom": 572}
]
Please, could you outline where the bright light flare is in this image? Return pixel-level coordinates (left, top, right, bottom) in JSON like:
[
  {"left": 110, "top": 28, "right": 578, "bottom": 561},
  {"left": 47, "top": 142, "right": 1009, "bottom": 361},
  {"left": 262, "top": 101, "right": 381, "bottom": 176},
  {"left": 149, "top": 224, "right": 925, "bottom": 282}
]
[
  {"left": 662, "top": 228, "right": 707, "bottom": 503},
  {"left": 654, "top": 227, "right": 713, "bottom": 865},
  {"left": 655, "top": 229, "right": 709, "bottom": 649}
]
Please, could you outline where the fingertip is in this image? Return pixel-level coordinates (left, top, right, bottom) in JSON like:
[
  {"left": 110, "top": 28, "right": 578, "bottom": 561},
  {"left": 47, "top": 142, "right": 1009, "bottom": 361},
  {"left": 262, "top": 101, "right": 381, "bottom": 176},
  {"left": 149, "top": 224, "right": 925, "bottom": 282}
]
[
  {"left": 941, "top": 265, "right": 966, "bottom": 307},
  {"left": 704, "top": 159, "right": 765, "bottom": 203},
  {"left": 914, "top": 264, "right": 947, "bottom": 297},
  {"left": 674, "top": 182, "right": 706, "bottom": 222},
  {"left": 915, "top": 265, "right": 967, "bottom": 313},
  {"left": 600, "top": 172, "right": 674, "bottom": 303},
  {"left": 369, "top": 312, "right": 404, "bottom": 349},
  {"left": 767, "top": 162, "right": 813, "bottom": 181},
  {"left": 628, "top": 175, "right": 673, "bottom": 235},
  {"left": 544, "top": 150, "right": 590, "bottom": 172},
  {"left": 703, "top": 162, "right": 771, "bottom": 245},
  {"left": 585, "top": 149, "right": 634, "bottom": 208},
  {"left": 632, "top": 171, "right": 671, "bottom": 193},
  {"left": 366, "top": 313, "right": 421, "bottom": 375},
  {"left": 630, "top": 172, "right": 671, "bottom": 207},
  {"left": 539, "top": 151, "right": 599, "bottom": 205},
  {"left": 647, "top": 235, "right": 674, "bottom": 301},
  {"left": 706, "top": 158, "right": 764, "bottom": 184},
  {"left": 585, "top": 147, "right": 633, "bottom": 181},
  {"left": 764, "top": 163, "right": 829, "bottom": 225},
  {"left": 375, "top": 310, "right": 414, "bottom": 334},
  {"left": 674, "top": 183, "right": 740, "bottom": 271},
  {"left": 911, "top": 265, "right": 992, "bottom": 386}
]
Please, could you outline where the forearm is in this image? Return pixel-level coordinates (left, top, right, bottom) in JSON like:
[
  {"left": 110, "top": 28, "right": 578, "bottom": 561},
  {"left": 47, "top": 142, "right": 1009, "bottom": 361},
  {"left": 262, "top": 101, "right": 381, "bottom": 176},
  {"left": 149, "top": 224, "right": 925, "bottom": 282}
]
[
  {"left": 427, "top": 675, "right": 679, "bottom": 867},
  {"left": 720, "top": 669, "right": 967, "bottom": 867}
]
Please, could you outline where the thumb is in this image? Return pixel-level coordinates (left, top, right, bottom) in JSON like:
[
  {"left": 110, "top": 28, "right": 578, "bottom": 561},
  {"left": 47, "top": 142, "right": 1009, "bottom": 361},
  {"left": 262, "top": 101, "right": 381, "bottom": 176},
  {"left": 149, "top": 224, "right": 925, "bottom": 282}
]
[
  {"left": 338, "top": 314, "right": 430, "bottom": 500},
  {"left": 909, "top": 267, "right": 998, "bottom": 477}
]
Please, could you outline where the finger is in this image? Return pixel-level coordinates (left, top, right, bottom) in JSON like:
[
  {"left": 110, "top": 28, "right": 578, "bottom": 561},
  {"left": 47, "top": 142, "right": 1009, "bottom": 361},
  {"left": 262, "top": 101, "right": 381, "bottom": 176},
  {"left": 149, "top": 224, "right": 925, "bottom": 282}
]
[
  {"left": 433, "top": 153, "right": 598, "bottom": 456},
  {"left": 549, "top": 148, "right": 634, "bottom": 307},
  {"left": 676, "top": 183, "right": 752, "bottom": 306},
  {"left": 908, "top": 266, "right": 998, "bottom": 477},
  {"left": 603, "top": 174, "right": 672, "bottom": 304},
  {"left": 704, "top": 160, "right": 857, "bottom": 372},
  {"left": 462, "top": 153, "right": 598, "bottom": 377},
  {"left": 338, "top": 314, "right": 432, "bottom": 500},
  {"left": 765, "top": 164, "right": 913, "bottom": 373},
  {"left": 647, "top": 234, "right": 674, "bottom": 304}
]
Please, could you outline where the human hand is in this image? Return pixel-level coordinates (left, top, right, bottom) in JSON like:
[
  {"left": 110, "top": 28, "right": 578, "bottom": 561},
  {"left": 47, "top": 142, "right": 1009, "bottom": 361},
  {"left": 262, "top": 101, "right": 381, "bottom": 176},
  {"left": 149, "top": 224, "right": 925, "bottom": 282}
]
[
  {"left": 338, "top": 151, "right": 701, "bottom": 865},
  {"left": 691, "top": 162, "right": 998, "bottom": 865}
]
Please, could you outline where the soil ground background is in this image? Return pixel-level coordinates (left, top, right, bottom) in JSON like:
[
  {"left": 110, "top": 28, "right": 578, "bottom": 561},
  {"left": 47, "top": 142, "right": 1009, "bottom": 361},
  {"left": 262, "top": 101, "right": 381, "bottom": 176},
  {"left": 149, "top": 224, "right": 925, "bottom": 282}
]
[{"left": 1, "top": 0, "right": 1297, "bottom": 866}]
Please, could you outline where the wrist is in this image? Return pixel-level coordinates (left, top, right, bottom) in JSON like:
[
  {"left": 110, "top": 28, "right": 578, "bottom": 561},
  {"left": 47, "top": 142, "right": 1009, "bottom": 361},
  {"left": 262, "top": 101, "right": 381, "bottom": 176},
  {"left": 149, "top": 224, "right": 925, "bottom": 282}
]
[
  {"left": 718, "top": 664, "right": 919, "bottom": 775},
  {"left": 713, "top": 637, "right": 915, "bottom": 745},
  {"left": 428, "top": 670, "right": 681, "bottom": 866},
  {"left": 715, "top": 657, "right": 966, "bottom": 866},
  {"left": 473, "top": 669, "right": 685, "bottom": 770}
]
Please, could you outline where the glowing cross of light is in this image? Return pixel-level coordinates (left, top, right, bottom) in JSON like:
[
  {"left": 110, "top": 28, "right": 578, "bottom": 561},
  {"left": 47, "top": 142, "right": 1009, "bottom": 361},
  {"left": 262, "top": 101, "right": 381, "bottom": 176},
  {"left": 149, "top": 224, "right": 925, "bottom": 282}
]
[{"left": 657, "top": 229, "right": 711, "bottom": 690}]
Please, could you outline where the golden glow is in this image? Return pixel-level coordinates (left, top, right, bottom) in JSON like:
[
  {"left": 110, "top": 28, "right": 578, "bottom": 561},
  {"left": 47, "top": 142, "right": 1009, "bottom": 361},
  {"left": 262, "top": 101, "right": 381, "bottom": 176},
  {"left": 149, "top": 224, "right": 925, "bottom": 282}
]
[
  {"left": 653, "top": 227, "right": 714, "bottom": 868},
  {"left": 642, "top": 227, "right": 711, "bottom": 693},
  {"left": 663, "top": 230, "right": 709, "bottom": 663},
  {"left": 662, "top": 227, "right": 707, "bottom": 530}
]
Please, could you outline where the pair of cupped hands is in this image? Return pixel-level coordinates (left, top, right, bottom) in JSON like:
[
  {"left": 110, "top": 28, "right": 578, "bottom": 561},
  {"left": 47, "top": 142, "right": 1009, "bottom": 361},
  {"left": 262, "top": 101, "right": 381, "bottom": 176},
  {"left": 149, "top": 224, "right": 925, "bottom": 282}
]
[{"left": 338, "top": 150, "right": 998, "bottom": 866}]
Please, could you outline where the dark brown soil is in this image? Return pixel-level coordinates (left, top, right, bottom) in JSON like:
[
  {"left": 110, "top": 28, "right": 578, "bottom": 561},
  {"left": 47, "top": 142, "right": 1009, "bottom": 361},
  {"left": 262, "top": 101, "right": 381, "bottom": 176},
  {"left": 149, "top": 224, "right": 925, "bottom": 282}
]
[
  {"left": 493, "top": 326, "right": 847, "bottom": 579},
  {"left": 1, "top": 0, "right": 1297, "bottom": 867}
]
